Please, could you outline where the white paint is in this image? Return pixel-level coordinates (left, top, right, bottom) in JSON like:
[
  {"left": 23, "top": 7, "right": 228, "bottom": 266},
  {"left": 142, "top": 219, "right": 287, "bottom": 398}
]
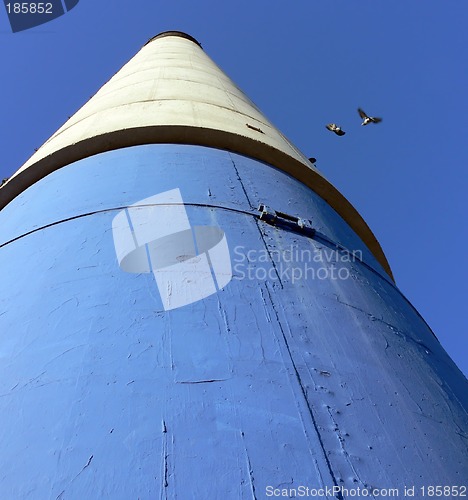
[{"left": 14, "top": 36, "right": 314, "bottom": 178}]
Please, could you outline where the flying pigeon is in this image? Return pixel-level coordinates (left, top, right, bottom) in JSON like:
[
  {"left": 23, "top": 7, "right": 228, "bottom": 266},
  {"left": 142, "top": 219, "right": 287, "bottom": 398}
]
[
  {"left": 358, "top": 108, "right": 382, "bottom": 126},
  {"left": 325, "top": 123, "right": 345, "bottom": 136}
]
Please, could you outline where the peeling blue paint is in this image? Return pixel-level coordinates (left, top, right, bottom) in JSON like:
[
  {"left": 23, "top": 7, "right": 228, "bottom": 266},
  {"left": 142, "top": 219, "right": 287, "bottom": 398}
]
[{"left": 0, "top": 145, "right": 466, "bottom": 498}]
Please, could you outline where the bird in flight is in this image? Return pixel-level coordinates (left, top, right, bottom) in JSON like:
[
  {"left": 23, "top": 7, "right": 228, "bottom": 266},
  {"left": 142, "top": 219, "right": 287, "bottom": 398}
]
[
  {"left": 358, "top": 108, "right": 382, "bottom": 126},
  {"left": 325, "top": 123, "right": 346, "bottom": 136}
]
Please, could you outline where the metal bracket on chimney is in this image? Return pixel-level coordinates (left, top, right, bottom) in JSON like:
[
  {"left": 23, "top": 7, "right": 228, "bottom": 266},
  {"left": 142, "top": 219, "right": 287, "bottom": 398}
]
[{"left": 257, "top": 204, "right": 315, "bottom": 237}]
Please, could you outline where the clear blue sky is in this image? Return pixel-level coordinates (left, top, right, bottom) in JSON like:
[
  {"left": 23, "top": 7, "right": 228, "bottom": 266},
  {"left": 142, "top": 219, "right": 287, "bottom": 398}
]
[{"left": 1, "top": 1, "right": 467, "bottom": 376}]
